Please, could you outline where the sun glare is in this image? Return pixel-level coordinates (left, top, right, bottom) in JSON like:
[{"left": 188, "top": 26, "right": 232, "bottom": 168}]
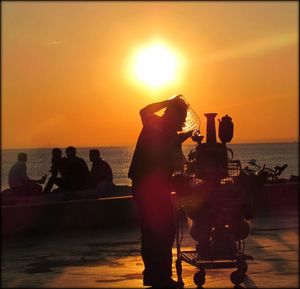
[{"left": 133, "top": 43, "right": 179, "bottom": 89}]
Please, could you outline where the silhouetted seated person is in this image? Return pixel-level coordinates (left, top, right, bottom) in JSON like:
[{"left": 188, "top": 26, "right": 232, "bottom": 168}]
[
  {"left": 43, "top": 148, "right": 68, "bottom": 194},
  {"left": 64, "top": 146, "right": 90, "bottom": 191},
  {"left": 8, "top": 152, "right": 47, "bottom": 196},
  {"left": 89, "top": 149, "right": 114, "bottom": 195}
]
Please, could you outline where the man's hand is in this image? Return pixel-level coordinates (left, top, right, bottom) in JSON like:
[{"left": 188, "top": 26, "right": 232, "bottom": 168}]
[
  {"left": 178, "top": 130, "right": 194, "bottom": 143},
  {"left": 171, "top": 94, "right": 183, "bottom": 103},
  {"left": 191, "top": 130, "right": 204, "bottom": 142}
]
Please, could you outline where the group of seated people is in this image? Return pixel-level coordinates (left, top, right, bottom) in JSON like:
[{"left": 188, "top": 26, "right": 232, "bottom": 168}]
[{"left": 8, "top": 146, "right": 114, "bottom": 197}]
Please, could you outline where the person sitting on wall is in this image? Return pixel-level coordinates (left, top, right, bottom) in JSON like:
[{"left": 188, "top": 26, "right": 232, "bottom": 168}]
[
  {"left": 88, "top": 149, "right": 114, "bottom": 195},
  {"left": 64, "top": 146, "right": 90, "bottom": 191},
  {"left": 8, "top": 152, "right": 47, "bottom": 196},
  {"left": 43, "top": 148, "right": 68, "bottom": 194}
]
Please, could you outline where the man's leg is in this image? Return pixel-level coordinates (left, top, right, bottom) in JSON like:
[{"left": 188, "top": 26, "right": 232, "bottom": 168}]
[
  {"left": 43, "top": 176, "right": 56, "bottom": 193},
  {"left": 54, "top": 178, "right": 69, "bottom": 192},
  {"left": 136, "top": 194, "right": 176, "bottom": 285},
  {"left": 24, "top": 181, "right": 43, "bottom": 195},
  {"left": 152, "top": 196, "right": 176, "bottom": 282},
  {"left": 133, "top": 174, "right": 177, "bottom": 287}
]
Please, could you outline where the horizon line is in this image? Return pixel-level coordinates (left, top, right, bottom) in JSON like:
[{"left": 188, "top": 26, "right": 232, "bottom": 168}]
[{"left": 2, "top": 140, "right": 299, "bottom": 150}]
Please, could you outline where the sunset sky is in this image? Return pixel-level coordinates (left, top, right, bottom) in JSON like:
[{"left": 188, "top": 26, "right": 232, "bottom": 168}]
[{"left": 2, "top": 1, "right": 298, "bottom": 149}]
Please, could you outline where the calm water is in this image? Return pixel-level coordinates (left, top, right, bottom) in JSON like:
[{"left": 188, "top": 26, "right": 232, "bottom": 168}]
[{"left": 1, "top": 143, "right": 298, "bottom": 190}]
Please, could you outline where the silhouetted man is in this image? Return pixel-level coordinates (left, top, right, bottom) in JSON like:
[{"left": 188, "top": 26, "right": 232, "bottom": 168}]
[
  {"left": 9, "top": 152, "right": 47, "bottom": 196},
  {"left": 65, "top": 146, "right": 90, "bottom": 191},
  {"left": 89, "top": 149, "right": 114, "bottom": 194},
  {"left": 128, "top": 95, "right": 193, "bottom": 288},
  {"left": 43, "top": 148, "right": 68, "bottom": 193}
]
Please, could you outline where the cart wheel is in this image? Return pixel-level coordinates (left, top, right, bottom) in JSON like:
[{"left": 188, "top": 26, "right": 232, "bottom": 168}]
[
  {"left": 193, "top": 269, "right": 206, "bottom": 287},
  {"left": 230, "top": 270, "right": 245, "bottom": 285}
]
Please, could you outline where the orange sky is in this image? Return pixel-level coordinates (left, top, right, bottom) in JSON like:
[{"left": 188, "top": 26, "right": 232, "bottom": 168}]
[{"left": 2, "top": 1, "right": 298, "bottom": 149}]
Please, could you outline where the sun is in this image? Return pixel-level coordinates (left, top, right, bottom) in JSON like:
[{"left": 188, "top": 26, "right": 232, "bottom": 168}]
[{"left": 133, "top": 43, "right": 179, "bottom": 89}]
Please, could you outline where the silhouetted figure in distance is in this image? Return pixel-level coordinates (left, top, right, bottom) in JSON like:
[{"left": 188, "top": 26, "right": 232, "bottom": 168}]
[
  {"left": 63, "top": 146, "right": 90, "bottom": 191},
  {"left": 9, "top": 152, "right": 47, "bottom": 196},
  {"left": 89, "top": 149, "right": 114, "bottom": 194},
  {"left": 128, "top": 95, "right": 193, "bottom": 288},
  {"left": 43, "top": 148, "right": 68, "bottom": 193}
]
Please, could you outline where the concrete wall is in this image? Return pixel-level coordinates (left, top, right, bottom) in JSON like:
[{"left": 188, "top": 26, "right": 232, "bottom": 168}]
[
  {"left": 2, "top": 196, "right": 139, "bottom": 237},
  {"left": 2, "top": 183, "right": 298, "bottom": 238}
]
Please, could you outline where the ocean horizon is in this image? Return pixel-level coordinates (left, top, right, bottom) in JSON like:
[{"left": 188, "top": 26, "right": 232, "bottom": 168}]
[
  {"left": 1, "top": 142, "right": 299, "bottom": 190},
  {"left": 3, "top": 140, "right": 299, "bottom": 151}
]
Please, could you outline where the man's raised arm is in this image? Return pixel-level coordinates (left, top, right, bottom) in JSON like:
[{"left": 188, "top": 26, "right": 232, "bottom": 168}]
[{"left": 139, "top": 95, "right": 182, "bottom": 125}]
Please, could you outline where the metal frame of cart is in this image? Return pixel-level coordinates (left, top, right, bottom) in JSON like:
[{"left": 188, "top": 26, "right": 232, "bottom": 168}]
[{"left": 174, "top": 161, "right": 254, "bottom": 288}]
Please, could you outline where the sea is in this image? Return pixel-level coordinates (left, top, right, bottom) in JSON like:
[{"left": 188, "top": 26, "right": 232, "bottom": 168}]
[{"left": 1, "top": 142, "right": 299, "bottom": 190}]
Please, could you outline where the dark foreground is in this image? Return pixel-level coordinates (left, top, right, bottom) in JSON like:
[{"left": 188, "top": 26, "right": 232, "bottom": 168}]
[{"left": 1, "top": 208, "right": 298, "bottom": 288}]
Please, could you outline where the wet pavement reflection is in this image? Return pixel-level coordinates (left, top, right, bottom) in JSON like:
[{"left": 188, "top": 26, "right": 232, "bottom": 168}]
[{"left": 1, "top": 210, "right": 298, "bottom": 288}]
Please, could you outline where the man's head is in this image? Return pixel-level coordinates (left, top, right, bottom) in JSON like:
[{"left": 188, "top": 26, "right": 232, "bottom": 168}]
[
  {"left": 52, "top": 148, "right": 62, "bottom": 158},
  {"left": 17, "top": 152, "right": 27, "bottom": 162},
  {"left": 89, "top": 149, "right": 100, "bottom": 162},
  {"left": 65, "top": 146, "right": 76, "bottom": 158},
  {"left": 163, "top": 97, "right": 188, "bottom": 131}
]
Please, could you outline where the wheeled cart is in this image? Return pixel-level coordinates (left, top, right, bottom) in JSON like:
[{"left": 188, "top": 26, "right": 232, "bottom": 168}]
[
  {"left": 173, "top": 161, "right": 256, "bottom": 288},
  {"left": 171, "top": 112, "right": 260, "bottom": 288},
  {"left": 174, "top": 206, "right": 254, "bottom": 288}
]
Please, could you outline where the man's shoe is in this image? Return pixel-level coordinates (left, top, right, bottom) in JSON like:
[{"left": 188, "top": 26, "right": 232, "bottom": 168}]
[
  {"left": 143, "top": 278, "right": 152, "bottom": 286},
  {"left": 151, "top": 278, "right": 179, "bottom": 288}
]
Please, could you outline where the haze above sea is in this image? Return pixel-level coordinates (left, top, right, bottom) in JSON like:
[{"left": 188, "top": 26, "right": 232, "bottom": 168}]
[{"left": 1, "top": 142, "right": 299, "bottom": 190}]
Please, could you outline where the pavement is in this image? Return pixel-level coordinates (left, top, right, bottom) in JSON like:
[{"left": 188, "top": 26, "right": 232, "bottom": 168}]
[{"left": 1, "top": 208, "right": 298, "bottom": 288}]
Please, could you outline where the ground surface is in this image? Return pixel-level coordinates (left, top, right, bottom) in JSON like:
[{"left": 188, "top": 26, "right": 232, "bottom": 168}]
[{"left": 1, "top": 209, "right": 298, "bottom": 288}]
